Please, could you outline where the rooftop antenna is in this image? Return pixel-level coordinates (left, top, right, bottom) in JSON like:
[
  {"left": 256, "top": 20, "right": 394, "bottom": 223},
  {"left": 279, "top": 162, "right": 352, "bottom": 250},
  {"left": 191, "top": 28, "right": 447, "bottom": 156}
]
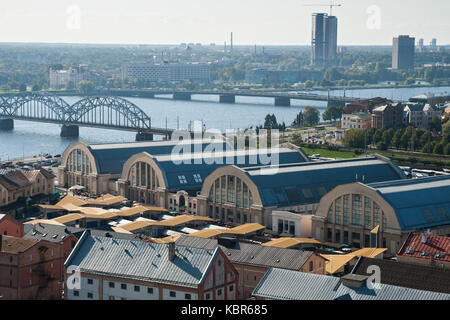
[{"left": 303, "top": 1, "right": 342, "bottom": 16}]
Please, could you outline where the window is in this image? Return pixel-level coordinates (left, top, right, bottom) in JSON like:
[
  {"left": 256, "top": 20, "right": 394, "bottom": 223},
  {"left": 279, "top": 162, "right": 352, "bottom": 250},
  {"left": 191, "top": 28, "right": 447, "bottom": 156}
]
[
  {"left": 206, "top": 293, "right": 211, "bottom": 300},
  {"left": 109, "top": 282, "right": 115, "bottom": 288},
  {"left": 109, "top": 296, "right": 115, "bottom": 300},
  {"left": 352, "top": 195, "right": 362, "bottom": 226},
  {"left": 193, "top": 174, "right": 202, "bottom": 183},
  {"left": 170, "top": 291, "right": 176, "bottom": 297},
  {"left": 229, "top": 285, "right": 234, "bottom": 292},
  {"left": 217, "top": 289, "right": 222, "bottom": 296},
  {"left": 87, "top": 292, "right": 93, "bottom": 299},
  {"left": 185, "top": 293, "right": 192, "bottom": 300},
  {"left": 121, "top": 283, "right": 127, "bottom": 290},
  {"left": 134, "top": 285, "right": 140, "bottom": 292},
  {"left": 73, "top": 290, "right": 79, "bottom": 297},
  {"left": 309, "top": 261, "right": 314, "bottom": 272},
  {"left": 147, "top": 287, "right": 153, "bottom": 294},
  {"left": 87, "top": 279, "right": 93, "bottom": 285},
  {"left": 178, "top": 175, "right": 188, "bottom": 184}
]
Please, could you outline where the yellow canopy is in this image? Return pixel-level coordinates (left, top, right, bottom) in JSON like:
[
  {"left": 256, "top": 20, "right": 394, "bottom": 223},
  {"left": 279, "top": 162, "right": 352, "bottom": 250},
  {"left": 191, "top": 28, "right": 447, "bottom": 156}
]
[
  {"left": 321, "top": 254, "right": 358, "bottom": 274},
  {"left": 262, "top": 238, "right": 321, "bottom": 249}
]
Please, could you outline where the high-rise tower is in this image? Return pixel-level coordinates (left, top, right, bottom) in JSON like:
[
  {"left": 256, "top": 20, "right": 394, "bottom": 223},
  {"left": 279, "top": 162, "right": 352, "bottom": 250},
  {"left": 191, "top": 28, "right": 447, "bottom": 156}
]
[{"left": 311, "top": 13, "right": 338, "bottom": 66}]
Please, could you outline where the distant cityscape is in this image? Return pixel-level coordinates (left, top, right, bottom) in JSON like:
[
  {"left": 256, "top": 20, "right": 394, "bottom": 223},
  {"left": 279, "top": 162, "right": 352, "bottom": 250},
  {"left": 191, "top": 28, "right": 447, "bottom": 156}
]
[{"left": 0, "top": 1, "right": 449, "bottom": 306}]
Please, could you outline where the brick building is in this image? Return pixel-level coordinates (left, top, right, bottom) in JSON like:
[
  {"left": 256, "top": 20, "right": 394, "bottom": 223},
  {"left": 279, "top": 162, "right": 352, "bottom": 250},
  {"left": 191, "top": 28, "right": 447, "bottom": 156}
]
[
  {"left": 0, "top": 168, "right": 55, "bottom": 213},
  {"left": 0, "top": 214, "right": 23, "bottom": 237},
  {"left": 371, "top": 103, "right": 405, "bottom": 130},
  {"left": 0, "top": 235, "right": 64, "bottom": 300},
  {"left": 397, "top": 232, "right": 450, "bottom": 269},
  {"left": 217, "top": 238, "right": 327, "bottom": 299},
  {"left": 345, "top": 98, "right": 391, "bottom": 114}
]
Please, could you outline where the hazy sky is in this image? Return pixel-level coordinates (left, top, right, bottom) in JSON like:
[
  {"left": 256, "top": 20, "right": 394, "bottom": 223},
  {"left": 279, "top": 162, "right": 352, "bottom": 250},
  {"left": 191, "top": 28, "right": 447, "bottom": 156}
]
[{"left": 0, "top": 0, "right": 448, "bottom": 45}]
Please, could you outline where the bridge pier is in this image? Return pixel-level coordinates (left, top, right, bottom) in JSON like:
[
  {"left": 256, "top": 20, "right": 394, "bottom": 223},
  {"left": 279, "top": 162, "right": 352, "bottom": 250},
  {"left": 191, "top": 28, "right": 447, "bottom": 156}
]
[
  {"left": 219, "top": 94, "right": 236, "bottom": 103},
  {"left": 173, "top": 92, "right": 192, "bottom": 101},
  {"left": 327, "top": 100, "right": 347, "bottom": 107},
  {"left": 274, "top": 97, "right": 291, "bottom": 107},
  {"left": 136, "top": 132, "right": 154, "bottom": 142},
  {"left": 0, "top": 119, "right": 14, "bottom": 130},
  {"left": 60, "top": 125, "right": 79, "bottom": 138}
]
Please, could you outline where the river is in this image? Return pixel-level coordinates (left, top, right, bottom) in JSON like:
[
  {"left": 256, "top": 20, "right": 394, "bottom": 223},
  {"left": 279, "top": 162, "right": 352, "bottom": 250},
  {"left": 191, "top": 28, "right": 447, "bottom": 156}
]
[{"left": 0, "top": 86, "right": 449, "bottom": 161}]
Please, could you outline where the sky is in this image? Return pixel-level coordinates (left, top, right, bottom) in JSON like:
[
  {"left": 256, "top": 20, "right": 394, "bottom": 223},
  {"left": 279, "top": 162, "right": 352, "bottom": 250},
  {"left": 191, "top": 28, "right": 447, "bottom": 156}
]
[{"left": 0, "top": 0, "right": 448, "bottom": 46}]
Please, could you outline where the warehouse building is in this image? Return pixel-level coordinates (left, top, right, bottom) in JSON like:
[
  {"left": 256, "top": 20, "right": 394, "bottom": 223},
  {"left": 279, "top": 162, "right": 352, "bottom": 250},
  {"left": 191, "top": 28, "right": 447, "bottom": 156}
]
[
  {"left": 196, "top": 155, "right": 405, "bottom": 228},
  {"left": 313, "top": 175, "right": 450, "bottom": 255}
]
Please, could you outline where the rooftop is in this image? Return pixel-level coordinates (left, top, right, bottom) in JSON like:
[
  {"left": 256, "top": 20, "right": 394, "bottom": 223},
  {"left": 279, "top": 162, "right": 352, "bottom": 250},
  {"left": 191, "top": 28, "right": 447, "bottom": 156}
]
[
  {"left": 0, "top": 235, "right": 38, "bottom": 254},
  {"left": 241, "top": 156, "right": 405, "bottom": 207},
  {"left": 65, "top": 232, "right": 219, "bottom": 288},
  {"left": 352, "top": 257, "right": 450, "bottom": 294},
  {"left": 366, "top": 176, "right": 450, "bottom": 230},
  {"left": 397, "top": 232, "right": 450, "bottom": 264},
  {"left": 252, "top": 268, "right": 450, "bottom": 300},
  {"left": 219, "top": 240, "right": 315, "bottom": 270}
]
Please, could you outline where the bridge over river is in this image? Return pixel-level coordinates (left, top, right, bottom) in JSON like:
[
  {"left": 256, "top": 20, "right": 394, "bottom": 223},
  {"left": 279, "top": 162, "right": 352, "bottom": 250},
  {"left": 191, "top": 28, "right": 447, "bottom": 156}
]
[{"left": 0, "top": 93, "right": 173, "bottom": 141}]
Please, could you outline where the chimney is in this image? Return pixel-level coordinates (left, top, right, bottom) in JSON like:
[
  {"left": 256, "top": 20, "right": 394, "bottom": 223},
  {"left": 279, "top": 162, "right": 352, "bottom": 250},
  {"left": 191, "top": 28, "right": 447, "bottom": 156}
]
[
  {"left": 341, "top": 274, "right": 369, "bottom": 289},
  {"left": 168, "top": 242, "right": 176, "bottom": 261}
]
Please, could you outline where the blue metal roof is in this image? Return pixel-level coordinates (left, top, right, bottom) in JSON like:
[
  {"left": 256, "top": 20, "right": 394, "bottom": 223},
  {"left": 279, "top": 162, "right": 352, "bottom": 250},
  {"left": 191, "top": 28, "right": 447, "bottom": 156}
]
[
  {"left": 153, "top": 148, "right": 308, "bottom": 192},
  {"left": 89, "top": 141, "right": 230, "bottom": 175},
  {"left": 244, "top": 157, "right": 405, "bottom": 207},
  {"left": 367, "top": 176, "right": 450, "bottom": 230}
]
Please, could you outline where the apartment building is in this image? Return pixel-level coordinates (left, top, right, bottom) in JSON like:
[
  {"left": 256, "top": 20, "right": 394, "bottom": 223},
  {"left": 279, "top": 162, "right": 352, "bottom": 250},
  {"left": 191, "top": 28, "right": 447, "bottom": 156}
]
[
  {"left": 64, "top": 231, "right": 239, "bottom": 300},
  {"left": 0, "top": 168, "right": 55, "bottom": 209},
  {"left": 0, "top": 235, "right": 63, "bottom": 300}
]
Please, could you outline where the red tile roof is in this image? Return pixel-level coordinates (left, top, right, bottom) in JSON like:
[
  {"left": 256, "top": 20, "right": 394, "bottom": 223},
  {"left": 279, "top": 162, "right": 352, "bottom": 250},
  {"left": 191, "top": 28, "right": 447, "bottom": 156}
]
[{"left": 398, "top": 233, "right": 450, "bottom": 263}]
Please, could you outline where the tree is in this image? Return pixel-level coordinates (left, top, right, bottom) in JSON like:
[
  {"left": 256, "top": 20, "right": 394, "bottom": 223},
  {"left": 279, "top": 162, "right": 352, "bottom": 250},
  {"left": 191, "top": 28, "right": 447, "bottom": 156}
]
[
  {"left": 400, "top": 126, "right": 415, "bottom": 150},
  {"left": 342, "top": 130, "right": 366, "bottom": 149},
  {"left": 382, "top": 128, "right": 394, "bottom": 147},
  {"left": 292, "top": 112, "right": 304, "bottom": 128},
  {"left": 31, "top": 84, "right": 41, "bottom": 92},
  {"left": 445, "top": 143, "right": 450, "bottom": 155},
  {"left": 77, "top": 80, "right": 95, "bottom": 95},
  {"left": 433, "top": 142, "right": 445, "bottom": 155},
  {"left": 304, "top": 80, "right": 314, "bottom": 89},
  {"left": 303, "top": 106, "right": 320, "bottom": 127},
  {"left": 430, "top": 116, "right": 442, "bottom": 133},
  {"left": 19, "top": 83, "right": 27, "bottom": 92},
  {"left": 422, "top": 141, "right": 434, "bottom": 154},
  {"left": 392, "top": 129, "right": 403, "bottom": 149},
  {"left": 442, "top": 121, "right": 450, "bottom": 136}
]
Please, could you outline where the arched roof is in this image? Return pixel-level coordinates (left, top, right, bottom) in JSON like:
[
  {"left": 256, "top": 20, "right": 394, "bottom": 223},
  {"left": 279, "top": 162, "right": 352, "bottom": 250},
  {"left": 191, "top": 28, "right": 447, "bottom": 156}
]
[
  {"left": 200, "top": 155, "right": 406, "bottom": 208},
  {"left": 121, "top": 147, "right": 306, "bottom": 193},
  {"left": 61, "top": 142, "right": 100, "bottom": 175}
]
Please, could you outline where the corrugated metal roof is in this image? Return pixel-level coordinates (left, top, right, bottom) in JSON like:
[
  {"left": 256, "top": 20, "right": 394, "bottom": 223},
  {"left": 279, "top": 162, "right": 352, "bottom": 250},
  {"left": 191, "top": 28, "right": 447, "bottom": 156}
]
[
  {"left": 219, "top": 241, "right": 314, "bottom": 270},
  {"left": 252, "top": 268, "right": 450, "bottom": 300},
  {"left": 243, "top": 156, "right": 405, "bottom": 207},
  {"left": 66, "top": 233, "right": 218, "bottom": 288},
  {"left": 367, "top": 176, "right": 450, "bottom": 230},
  {"left": 152, "top": 147, "right": 308, "bottom": 191},
  {"left": 352, "top": 257, "right": 450, "bottom": 294}
]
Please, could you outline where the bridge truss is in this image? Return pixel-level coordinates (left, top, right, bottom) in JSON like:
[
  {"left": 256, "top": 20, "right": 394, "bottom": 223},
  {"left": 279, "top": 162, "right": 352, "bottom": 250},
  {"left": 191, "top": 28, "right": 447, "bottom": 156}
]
[{"left": 0, "top": 93, "right": 152, "bottom": 131}]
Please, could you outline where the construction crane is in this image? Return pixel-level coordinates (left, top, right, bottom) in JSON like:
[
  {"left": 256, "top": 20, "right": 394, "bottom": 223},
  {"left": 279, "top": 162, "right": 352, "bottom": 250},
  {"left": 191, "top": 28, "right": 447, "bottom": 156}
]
[{"left": 303, "top": 1, "right": 342, "bottom": 16}]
